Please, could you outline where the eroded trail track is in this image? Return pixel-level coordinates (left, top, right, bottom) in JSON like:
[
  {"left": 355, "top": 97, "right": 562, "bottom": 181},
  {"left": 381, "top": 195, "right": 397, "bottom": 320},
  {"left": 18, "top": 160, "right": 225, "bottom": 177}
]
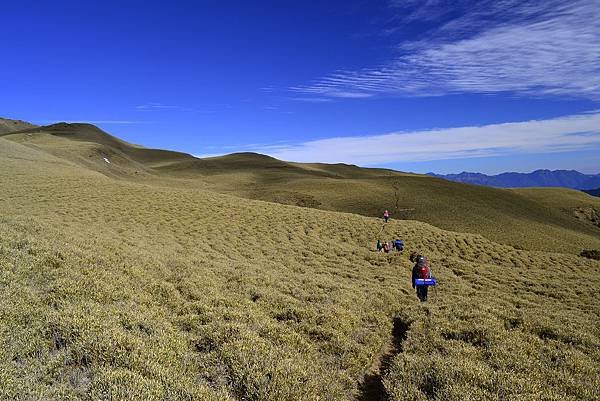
[{"left": 358, "top": 317, "right": 411, "bottom": 401}]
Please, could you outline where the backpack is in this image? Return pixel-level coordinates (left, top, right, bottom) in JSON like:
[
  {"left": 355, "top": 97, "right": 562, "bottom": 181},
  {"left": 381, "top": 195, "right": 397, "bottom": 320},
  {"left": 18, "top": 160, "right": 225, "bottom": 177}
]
[{"left": 419, "top": 264, "right": 430, "bottom": 279}]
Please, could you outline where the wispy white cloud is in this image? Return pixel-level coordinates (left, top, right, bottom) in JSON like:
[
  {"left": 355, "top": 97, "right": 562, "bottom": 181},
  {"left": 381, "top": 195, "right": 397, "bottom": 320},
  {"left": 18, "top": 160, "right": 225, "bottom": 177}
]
[
  {"left": 33, "top": 119, "right": 148, "bottom": 125},
  {"left": 135, "top": 102, "right": 212, "bottom": 113},
  {"left": 135, "top": 103, "right": 184, "bottom": 111},
  {"left": 85, "top": 120, "right": 148, "bottom": 124},
  {"left": 293, "top": 0, "right": 600, "bottom": 100},
  {"left": 287, "top": 97, "right": 334, "bottom": 103},
  {"left": 244, "top": 111, "right": 600, "bottom": 165}
]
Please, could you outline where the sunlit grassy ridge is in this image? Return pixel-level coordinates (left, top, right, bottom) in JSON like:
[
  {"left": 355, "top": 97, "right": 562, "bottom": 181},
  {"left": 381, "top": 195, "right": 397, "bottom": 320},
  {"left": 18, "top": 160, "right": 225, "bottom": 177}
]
[
  {"left": 224, "top": 175, "right": 600, "bottom": 253},
  {"left": 3, "top": 122, "right": 599, "bottom": 254},
  {"left": 0, "top": 117, "right": 35, "bottom": 134},
  {"left": 1, "top": 135, "right": 599, "bottom": 400},
  {"left": 513, "top": 187, "right": 600, "bottom": 228}
]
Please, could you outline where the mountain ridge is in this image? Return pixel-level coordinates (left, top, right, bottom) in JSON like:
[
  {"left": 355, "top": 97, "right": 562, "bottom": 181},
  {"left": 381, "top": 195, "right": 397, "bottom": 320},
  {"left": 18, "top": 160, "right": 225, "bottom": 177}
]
[
  {"left": 429, "top": 169, "right": 600, "bottom": 190},
  {"left": 0, "top": 117, "right": 37, "bottom": 134}
]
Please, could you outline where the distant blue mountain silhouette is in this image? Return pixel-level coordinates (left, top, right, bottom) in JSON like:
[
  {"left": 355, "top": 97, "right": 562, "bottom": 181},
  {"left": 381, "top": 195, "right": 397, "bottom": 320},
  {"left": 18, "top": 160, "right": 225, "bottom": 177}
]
[
  {"left": 583, "top": 188, "right": 600, "bottom": 197},
  {"left": 428, "top": 169, "right": 600, "bottom": 190}
]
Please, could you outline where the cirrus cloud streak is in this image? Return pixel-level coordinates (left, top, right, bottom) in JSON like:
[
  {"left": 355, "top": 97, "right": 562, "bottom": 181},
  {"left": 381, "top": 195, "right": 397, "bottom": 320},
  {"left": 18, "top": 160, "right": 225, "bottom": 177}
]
[
  {"left": 293, "top": 1, "right": 600, "bottom": 100},
  {"left": 247, "top": 111, "right": 600, "bottom": 165}
]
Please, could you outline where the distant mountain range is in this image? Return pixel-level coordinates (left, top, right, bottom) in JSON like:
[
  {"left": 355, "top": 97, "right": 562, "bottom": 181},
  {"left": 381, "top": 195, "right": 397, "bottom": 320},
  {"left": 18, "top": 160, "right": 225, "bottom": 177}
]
[
  {"left": 584, "top": 188, "right": 600, "bottom": 197},
  {"left": 429, "top": 169, "right": 600, "bottom": 191}
]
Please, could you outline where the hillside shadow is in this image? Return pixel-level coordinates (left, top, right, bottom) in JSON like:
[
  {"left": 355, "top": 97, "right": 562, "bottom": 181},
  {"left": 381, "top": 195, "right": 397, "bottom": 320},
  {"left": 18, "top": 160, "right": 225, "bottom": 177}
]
[{"left": 357, "top": 317, "right": 411, "bottom": 401}]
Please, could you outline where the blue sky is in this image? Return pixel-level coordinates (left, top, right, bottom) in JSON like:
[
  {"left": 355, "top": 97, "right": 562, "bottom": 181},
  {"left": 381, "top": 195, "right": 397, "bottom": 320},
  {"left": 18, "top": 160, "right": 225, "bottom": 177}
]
[{"left": 1, "top": 0, "right": 599, "bottom": 174}]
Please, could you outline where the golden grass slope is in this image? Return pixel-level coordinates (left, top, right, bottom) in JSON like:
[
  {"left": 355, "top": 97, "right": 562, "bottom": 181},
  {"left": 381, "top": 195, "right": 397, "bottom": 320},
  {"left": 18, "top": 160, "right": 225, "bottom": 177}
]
[
  {"left": 0, "top": 117, "right": 36, "bottom": 134},
  {"left": 513, "top": 187, "right": 600, "bottom": 229},
  {"left": 0, "top": 137, "right": 599, "bottom": 400},
  {"left": 208, "top": 173, "right": 600, "bottom": 254},
  {"left": 0, "top": 123, "right": 194, "bottom": 179},
  {"left": 3, "top": 122, "right": 599, "bottom": 255}
]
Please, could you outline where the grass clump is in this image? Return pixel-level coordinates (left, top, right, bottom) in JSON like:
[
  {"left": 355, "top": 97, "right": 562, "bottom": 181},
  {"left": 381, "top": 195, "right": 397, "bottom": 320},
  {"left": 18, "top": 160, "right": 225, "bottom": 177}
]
[{"left": 580, "top": 249, "right": 600, "bottom": 260}]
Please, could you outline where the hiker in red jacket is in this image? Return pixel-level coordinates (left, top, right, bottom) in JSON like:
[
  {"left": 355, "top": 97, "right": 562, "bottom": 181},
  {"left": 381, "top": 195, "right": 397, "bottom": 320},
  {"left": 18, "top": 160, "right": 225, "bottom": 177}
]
[
  {"left": 412, "top": 255, "right": 431, "bottom": 302},
  {"left": 383, "top": 210, "right": 390, "bottom": 223}
]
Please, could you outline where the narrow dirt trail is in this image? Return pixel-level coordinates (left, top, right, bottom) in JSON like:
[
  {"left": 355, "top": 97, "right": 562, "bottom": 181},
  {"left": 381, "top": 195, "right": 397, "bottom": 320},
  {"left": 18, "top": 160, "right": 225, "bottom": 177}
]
[{"left": 357, "top": 317, "right": 411, "bottom": 401}]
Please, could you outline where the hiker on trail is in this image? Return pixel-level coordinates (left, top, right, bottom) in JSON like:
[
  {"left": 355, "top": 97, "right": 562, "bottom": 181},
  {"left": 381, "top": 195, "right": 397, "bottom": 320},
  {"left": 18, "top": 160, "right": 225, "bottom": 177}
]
[
  {"left": 383, "top": 210, "right": 390, "bottom": 223},
  {"left": 412, "top": 255, "right": 431, "bottom": 302},
  {"left": 383, "top": 241, "right": 390, "bottom": 253},
  {"left": 376, "top": 240, "right": 383, "bottom": 252},
  {"left": 394, "top": 239, "right": 404, "bottom": 252}
]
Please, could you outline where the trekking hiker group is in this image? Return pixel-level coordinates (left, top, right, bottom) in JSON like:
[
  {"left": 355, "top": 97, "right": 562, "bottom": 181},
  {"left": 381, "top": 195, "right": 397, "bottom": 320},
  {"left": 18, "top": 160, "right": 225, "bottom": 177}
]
[
  {"left": 376, "top": 209, "right": 436, "bottom": 302},
  {"left": 376, "top": 238, "right": 404, "bottom": 253}
]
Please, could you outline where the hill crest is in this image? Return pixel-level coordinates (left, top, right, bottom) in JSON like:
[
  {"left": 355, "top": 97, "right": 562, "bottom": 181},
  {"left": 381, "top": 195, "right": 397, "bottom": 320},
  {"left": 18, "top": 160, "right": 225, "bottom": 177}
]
[{"left": 0, "top": 117, "right": 37, "bottom": 134}]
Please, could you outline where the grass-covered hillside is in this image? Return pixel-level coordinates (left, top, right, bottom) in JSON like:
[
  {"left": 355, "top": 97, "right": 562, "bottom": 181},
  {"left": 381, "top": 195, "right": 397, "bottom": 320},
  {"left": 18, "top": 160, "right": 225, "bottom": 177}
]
[
  {"left": 3, "top": 122, "right": 599, "bottom": 254},
  {"left": 210, "top": 172, "right": 600, "bottom": 254},
  {"left": 513, "top": 187, "right": 600, "bottom": 229},
  {"left": 1, "top": 129, "right": 599, "bottom": 400},
  {"left": 0, "top": 117, "right": 36, "bottom": 134}
]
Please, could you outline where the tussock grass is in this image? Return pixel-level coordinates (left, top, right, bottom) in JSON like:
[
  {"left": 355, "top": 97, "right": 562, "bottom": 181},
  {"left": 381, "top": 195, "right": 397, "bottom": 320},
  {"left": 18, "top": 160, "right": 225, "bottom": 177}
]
[{"left": 0, "top": 136, "right": 599, "bottom": 400}]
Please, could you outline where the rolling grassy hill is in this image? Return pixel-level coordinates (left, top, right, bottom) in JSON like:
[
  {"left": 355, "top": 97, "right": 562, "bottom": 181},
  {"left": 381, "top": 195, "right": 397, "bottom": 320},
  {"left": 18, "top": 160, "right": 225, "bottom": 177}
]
[
  {"left": 204, "top": 172, "right": 600, "bottom": 254},
  {"left": 0, "top": 117, "right": 36, "bottom": 134},
  {"left": 1, "top": 134, "right": 599, "bottom": 400},
  {"left": 2, "top": 122, "right": 599, "bottom": 254},
  {"left": 513, "top": 188, "right": 600, "bottom": 229},
  {"left": 0, "top": 122, "right": 193, "bottom": 180}
]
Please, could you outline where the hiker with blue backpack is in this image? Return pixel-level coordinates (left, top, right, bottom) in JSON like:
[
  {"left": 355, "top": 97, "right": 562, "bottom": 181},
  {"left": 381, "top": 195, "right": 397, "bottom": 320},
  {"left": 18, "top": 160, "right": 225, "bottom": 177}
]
[{"left": 412, "top": 255, "right": 434, "bottom": 302}]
